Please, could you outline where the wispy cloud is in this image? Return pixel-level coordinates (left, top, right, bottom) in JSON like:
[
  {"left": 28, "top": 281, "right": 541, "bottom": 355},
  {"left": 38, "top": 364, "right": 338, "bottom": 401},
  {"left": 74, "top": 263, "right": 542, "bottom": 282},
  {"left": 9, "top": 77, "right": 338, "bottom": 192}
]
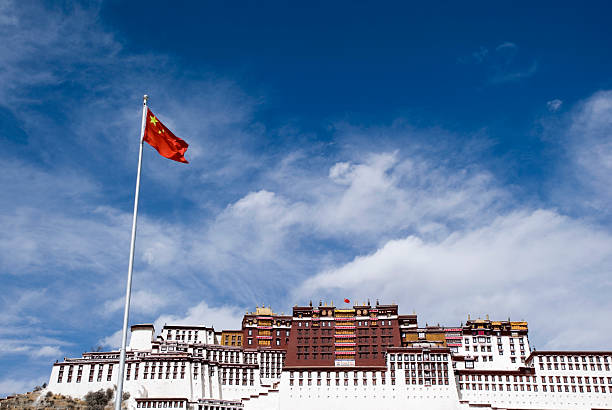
[
  {"left": 100, "top": 301, "right": 247, "bottom": 348},
  {"left": 460, "top": 42, "right": 537, "bottom": 84},
  {"left": 488, "top": 61, "right": 538, "bottom": 84},
  {"left": 547, "top": 99, "right": 563, "bottom": 112},
  {"left": 495, "top": 41, "right": 518, "bottom": 51},
  {"left": 296, "top": 209, "right": 612, "bottom": 349},
  {"left": 0, "top": 378, "right": 39, "bottom": 397},
  {"left": 0, "top": 334, "right": 71, "bottom": 359},
  {"left": 153, "top": 301, "right": 246, "bottom": 334},
  {"left": 30, "top": 346, "right": 63, "bottom": 359},
  {"left": 554, "top": 90, "right": 612, "bottom": 217}
]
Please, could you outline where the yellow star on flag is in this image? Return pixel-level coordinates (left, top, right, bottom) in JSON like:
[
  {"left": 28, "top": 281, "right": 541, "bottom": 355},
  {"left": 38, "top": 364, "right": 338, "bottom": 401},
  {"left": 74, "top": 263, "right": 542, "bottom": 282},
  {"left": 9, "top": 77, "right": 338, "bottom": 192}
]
[{"left": 143, "top": 107, "right": 189, "bottom": 163}]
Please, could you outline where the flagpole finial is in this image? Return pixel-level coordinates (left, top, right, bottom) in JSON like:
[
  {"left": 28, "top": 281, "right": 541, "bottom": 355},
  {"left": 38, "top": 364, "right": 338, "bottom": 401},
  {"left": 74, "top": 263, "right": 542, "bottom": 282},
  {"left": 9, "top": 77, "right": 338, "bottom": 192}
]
[{"left": 143, "top": 95, "right": 149, "bottom": 104}]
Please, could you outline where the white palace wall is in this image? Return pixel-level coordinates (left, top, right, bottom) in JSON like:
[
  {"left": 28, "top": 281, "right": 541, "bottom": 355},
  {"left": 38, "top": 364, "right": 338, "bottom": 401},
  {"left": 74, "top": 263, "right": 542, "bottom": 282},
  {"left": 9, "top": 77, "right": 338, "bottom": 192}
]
[{"left": 43, "top": 320, "right": 612, "bottom": 410}]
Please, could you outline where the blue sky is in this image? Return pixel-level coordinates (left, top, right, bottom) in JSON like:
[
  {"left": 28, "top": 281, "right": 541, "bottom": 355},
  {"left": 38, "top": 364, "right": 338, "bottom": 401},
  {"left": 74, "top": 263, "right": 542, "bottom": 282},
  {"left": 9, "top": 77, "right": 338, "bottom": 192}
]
[{"left": 1, "top": 0, "right": 612, "bottom": 396}]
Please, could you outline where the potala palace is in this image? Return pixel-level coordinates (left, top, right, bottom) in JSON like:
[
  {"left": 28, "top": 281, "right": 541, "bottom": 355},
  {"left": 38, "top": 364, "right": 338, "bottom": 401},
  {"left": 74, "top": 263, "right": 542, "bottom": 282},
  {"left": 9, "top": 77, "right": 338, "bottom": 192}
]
[{"left": 45, "top": 302, "right": 612, "bottom": 409}]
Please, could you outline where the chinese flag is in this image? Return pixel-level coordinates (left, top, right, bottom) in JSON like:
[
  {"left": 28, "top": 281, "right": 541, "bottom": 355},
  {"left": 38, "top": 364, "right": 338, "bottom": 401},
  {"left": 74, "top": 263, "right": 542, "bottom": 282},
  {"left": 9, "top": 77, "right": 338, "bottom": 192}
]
[{"left": 143, "top": 108, "right": 189, "bottom": 163}]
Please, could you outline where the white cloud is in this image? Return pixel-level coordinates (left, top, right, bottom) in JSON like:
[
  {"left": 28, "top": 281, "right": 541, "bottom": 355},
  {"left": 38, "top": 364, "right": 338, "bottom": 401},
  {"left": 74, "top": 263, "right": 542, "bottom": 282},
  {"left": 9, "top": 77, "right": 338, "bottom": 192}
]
[
  {"left": 547, "top": 99, "right": 563, "bottom": 112},
  {"left": 0, "top": 2, "right": 119, "bottom": 105},
  {"left": 272, "top": 150, "right": 506, "bottom": 240},
  {"left": 489, "top": 61, "right": 538, "bottom": 84},
  {"left": 562, "top": 90, "right": 612, "bottom": 214},
  {"left": 0, "top": 378, "right": 38, "bottom": 398},
  {"left": 0, "top": 0, "right": 18, "bottom": 26},
  {"left": 168, "top": 148, "right": 509, "bottom": 305},
  {"left": 496, "top": 41, "right": 517, "bottom": 51},
  {"left": 296, "top": 209, "right": 612, "bottom": 349},
  {"left": 460, "top": 42, "right": 535, "bottom": 84},
  {"left": 100, "top": 302, "right": 246, "bottom": 349},
  {"left": 30, "top": 346, "right": 62, "bottom": 358},
  {"left": 470, "top": 46, "right": 489, "bottom": 64},
  {"left": 153, "top": 301, "right": 246, "bottom": 332},
  {"left": 103, "top": 290, "right": 170, "bottom": 317},
  {"left": 0, "top": 335, "right": 71, "bottom": 358},
  {"left": 100, "top": 329, "right": 127, "bottom": 350}
]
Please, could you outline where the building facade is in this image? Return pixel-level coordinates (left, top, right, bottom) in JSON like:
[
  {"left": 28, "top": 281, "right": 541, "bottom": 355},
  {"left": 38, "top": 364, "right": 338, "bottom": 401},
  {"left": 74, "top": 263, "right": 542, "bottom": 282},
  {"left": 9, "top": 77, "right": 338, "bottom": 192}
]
[{"left": 45, "top": 302, "right": 612, "bottom": 410}]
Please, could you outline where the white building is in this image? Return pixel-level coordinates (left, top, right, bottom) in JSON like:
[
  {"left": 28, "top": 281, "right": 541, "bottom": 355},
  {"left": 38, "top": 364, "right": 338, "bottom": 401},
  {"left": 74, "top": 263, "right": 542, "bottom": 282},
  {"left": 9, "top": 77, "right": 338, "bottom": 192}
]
[{"left": 45, "top": 307, "right": 612, "bottom": 410}]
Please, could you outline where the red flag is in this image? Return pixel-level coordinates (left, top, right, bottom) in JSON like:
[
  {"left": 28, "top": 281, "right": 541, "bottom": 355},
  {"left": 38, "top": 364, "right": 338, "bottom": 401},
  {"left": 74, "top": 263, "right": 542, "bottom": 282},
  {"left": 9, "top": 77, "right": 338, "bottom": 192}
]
[
  {"left": 344, "top": 298, "right": 350, "bottom": 303},
  {"left": 143, "top": 108, "right": 189, "bottom": 163}
]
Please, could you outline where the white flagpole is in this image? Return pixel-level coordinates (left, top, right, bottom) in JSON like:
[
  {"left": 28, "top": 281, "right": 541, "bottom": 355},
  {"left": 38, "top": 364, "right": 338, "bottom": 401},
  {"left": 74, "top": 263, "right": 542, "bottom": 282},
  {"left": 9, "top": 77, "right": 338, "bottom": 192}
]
[{"left": 115, "top": 94, "right": 148, "bottom": 410}]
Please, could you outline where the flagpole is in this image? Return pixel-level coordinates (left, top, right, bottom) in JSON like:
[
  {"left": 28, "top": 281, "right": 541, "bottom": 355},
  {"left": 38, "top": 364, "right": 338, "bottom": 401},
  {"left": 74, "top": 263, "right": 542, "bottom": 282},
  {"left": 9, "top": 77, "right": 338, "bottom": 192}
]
[{"left": 114, "top": 94, "right": 148, "bottom": 410}]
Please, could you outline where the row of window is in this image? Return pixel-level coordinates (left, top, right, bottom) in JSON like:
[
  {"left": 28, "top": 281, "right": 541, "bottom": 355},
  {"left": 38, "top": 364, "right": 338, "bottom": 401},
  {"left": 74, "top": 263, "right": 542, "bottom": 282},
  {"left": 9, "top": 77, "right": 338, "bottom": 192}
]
[
  {"left": 460, "top": 374, "right": 612, "bottom": 386},
  {"left": 465, "top": 345, "right": 525, "bottom": 355},
  {"left": 356, "top": 321, "right": 394, "bottom": 327},
  {"left": 221, "top": 367, "right": 255, "bottom": 385},
  {"left": 295, "top": 353, "right": 336, "bottom": 360},
  {"left": 461, "top": 383, "right": 537, "bottom": 392},
  {"left": 356, "top": 344, "right": 392, "bottom": 352},
  {"left": 246, "top": 338, "right": 285, "bottom": 346},
  {"left": 356, "top": 352, "right": 382, "bottom": 359},
  {"left": 294, "top": 320, "right": 394, "bottom": 327},
  {"left": 465, "top": 336, "right": 525, "bottom": 344},
  {"left": 206, "top": 351, "right": 241, "bottom": 363},
  {"left": 221, "top": 379, "right": 255, "bottom": 385},
  {"left": 295, "top": 336, "right": 334, "bottom": 344},
  {"left": 246, "top": 329, "right": 290, "bottom": 336},
  {"left": 460, "top": 383, "right": 612, "bottom": 394},
  {"left": 292, "top": 371, "right": 376, "bottom": 378},
  {"left": 466, "top": 355, "right": 525, "bottom": 365},
  {"left": 297, "top": 345, "right": 334, "bottom": 352},
  {"left": 290, "top": 377, "right": 450, "bottom": 387},
  {"left": 166, "top": 329, "right": 211, "bottom": 342},
  {"left": 245, "top": 318, "right": 290, "bottom": 326},
  {"left": 390, "top": 362, "right": 448, "bottom": 370},
  {"left": 290, "top": 370, "right": 422, "bottom": 379},
  {"left": 539, "top": 363, "right": 610, "bottom": 371},
  {"left": 139, "top": 371, "right": 185, "bottom": 380},
  {"left": 538, "top": 355, "right": 610, "bottom": 364},
  {"left": 136, "top": 401, "right": 186, "bottom": 408},
  {"left": 542, "top": 376, "right": 612, "bottom": 385},
  {"left": 198, "top": 406, "right": 242, "bottom": 410},
  {"left": 85, "top": 354, "right": 119, "bottom": 359},
  {"left": 57, "top": 364, "right": 113, "bottom": 383},
  {"left": 389, "top": 353, "right": 448, "bottom": 362},
  {"left": 541, "top": 385, "right": 612, "bottom": 393},
  {"left": 396, "top": 370, "right": 450, "bottom": 378}
]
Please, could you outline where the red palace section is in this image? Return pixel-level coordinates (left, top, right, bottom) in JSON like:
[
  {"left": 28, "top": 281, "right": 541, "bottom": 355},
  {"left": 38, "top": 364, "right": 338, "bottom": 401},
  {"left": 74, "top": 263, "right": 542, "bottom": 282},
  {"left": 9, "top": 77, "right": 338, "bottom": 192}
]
[{"left": 284, "top": 301, "right": 402, "bottom": 369}]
